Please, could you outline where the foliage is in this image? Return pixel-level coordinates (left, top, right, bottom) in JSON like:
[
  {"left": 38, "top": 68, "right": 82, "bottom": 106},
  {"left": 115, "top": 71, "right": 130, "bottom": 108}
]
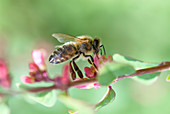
[{"left": 1, "top": 48, "right": 170, "bottom": 114}]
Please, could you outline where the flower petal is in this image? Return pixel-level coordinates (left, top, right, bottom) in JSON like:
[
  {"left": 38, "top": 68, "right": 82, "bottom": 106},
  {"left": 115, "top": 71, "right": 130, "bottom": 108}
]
[
  {"left": 101, "top": 55, "right": 107, "bottom": 62},
  {"left": 29, "top": 62, "right": 39, "bottom": 73},
  {"left": 0, "top": 60, "right": 8, "bottom": 77},
  {"left": 0, "top": 59, "right": 11, "bottom": 88},
  {"left": 108, "top": 55, "right": 113, "bottom": 62},
  {"left": 93, "top": 83, "right": 100, "bottom": 89},
  {"left": 32, "top": 49, "right": 46, "bottom": 71},
  {"left": 75, "top": 83, "right": 100, "bottom": 89},
  {"left": 62, "top": 64, "right": 70, "bottom": 78},
  {"left": 84, "top": 67, "right": 93, "bottom": 78},
  {"left": 74, "top": 79, "right": 100, "bottom": 89},
  {"left": 21, "top": 76, "right": 35, "bottom": 83},
  {"left": 62, "top": 64, "right": 70, "bottom": 84},
  {"left": 94, "top": 55, "right": 100, "bottom": 67},
  {"left": 84, "top": 66, "right": 96, "bottom": 78}
]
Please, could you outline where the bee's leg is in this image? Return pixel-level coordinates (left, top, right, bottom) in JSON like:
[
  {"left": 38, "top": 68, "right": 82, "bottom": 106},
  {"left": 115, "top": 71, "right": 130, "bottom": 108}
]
[
  {"left": 100, "top": 45, "right": 106, "bottom": 55},
  {"left": 99, "top": 48, "right": 103, "bottom": 55},
  {"left": 72, "top": 54, "right": 83, "bottom": 78},
  {"left": 81, "top": 52, "right": 98, "bottom": 70},
  {"left": 69, "top": 61, "right": 76, "bottom": 80}
]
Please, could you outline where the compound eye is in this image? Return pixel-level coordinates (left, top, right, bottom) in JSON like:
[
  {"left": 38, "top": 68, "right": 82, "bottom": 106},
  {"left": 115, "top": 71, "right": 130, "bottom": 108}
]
[{"left": 94, "top": 39, "right": 99, "bottom": 48}]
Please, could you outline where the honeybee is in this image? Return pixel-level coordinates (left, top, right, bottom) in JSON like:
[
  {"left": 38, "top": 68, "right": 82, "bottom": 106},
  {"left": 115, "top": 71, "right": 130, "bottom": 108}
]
[{"left": 49, "top": 33, "right": 105, "bottom": 80}]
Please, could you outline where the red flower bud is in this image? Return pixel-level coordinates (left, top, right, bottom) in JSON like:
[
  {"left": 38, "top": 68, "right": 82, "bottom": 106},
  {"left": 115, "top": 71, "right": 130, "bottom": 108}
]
[
  {"left": 21, "top": 76, "right": 35, "bottom": 84},
  {"left": 29, "top": 62, "right": 39, "bottom": 73},
  {"left": 107, "top": 55, "right": 113, "bottom": 62},
  {"left": 94, "top": 55, "right": 100, "bottom": 67},
  {"left": 84, "top": 66, "right": 96, "bottom": 78},
  {"left": 32, "top": 49, "right": 46, "bottom": 71},
  {"left": 21, "top": 49, "right": 52, "bottom": 83},
  {"left": 62, "top": 64, "right": 70, "bottom": 84},
  {"left": 0, "top": 59, "right": 11, "bottom": 88}
]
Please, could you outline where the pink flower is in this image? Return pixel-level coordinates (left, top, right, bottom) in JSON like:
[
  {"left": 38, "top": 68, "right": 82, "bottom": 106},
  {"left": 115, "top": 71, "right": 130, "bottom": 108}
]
[
  {"left": 29, "top": 62, "right": 39, "bottom": 73},
  {"left": 84, "top": 66, "right": 97, "bottom": 78},
  {"left": 77, "top": 55, "right": 113, "bottom": 89},
  {"left": 32, "top": 49, "right": 46, "bottom": 71},
  {"left": 61, "top": 64, "right": 71, "bottom": 84},
  {"left": 21, "top": 49, "right": 71, "bottom": 86},
  {"left": 54, "top": 64, "right": 71, "bottom": 88},
  {"left": 93, "top": 83, "right": 101, "bottom": 89},
  {"left": 21, "top": 76, "right": 35, "bottom": 84},
  {"left": 94, "top": 55, "right": 113, "bottom": 68},
  {"left": 84, "top": 55, "right": 113, "bottom": 78},
  {"left": 21, "top": 49, "right": 52, "bottom": 84},
  {"left": 74, "top": 78, "right": 100, "bottom": 89},
  {"left": 0, "top": 59, "right": 11, "bottom": 88}
]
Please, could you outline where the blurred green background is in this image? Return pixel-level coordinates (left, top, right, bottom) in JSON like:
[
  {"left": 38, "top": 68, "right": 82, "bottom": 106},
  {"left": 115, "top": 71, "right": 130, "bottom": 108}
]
[{"left": 1, "top": 0, "right": 170, "bottom": 114}]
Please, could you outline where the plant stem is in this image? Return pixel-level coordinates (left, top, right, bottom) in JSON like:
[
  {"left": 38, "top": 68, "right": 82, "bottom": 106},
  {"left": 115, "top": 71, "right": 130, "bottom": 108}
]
[
  {"left": 118, "top": 63, "right": 170, "bottom": 80},
  {"left": 28, "top": 62, "right": 170, "bottom": 92},
  {"left": 28, "top": 85, "right": 57, "bottom": 92}
]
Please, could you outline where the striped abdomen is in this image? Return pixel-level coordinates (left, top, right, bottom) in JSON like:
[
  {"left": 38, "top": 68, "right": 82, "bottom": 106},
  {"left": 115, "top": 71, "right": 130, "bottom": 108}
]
[{"left": 49, "top": 43, "right": 78, "bottom": 64}]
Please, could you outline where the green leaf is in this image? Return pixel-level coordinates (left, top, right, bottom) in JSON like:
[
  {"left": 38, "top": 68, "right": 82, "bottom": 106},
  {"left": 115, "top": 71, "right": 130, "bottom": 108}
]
[
  {"left": 28, "top": 90, "right": 57, "bottom": 107},
  {"left": 137, "top": 72, "right": 160, "bottom": 80},
  {"left": 17, "top": 83, "right": 57, "bottom": 107},
  {"left": 113, "top": 54, "right": 160, "bottom": 81},
  {"left": 166, "top": 74, "right": 170, "bottom": 81},
  {"left": 16, "top": 83, "right": 32, "bottom": 90},
  {"left": 95, "top": 86, "right": 116, "bottom": 110},
  {"left": 0, "top": 103, "right": 10, "bottom": 114},
  {"left": 113, "top": 54, "right": 159, "bottom": 70},
  {"left": 68, "top": 110, "right": 78, "bottom": 114},
  {"left": 16, "top": 82, "right": 53, "bottom": 88},
  {"left": 98, "top": 63, "right": 135, "bottom": 86},
  {"left": 132, "top": 73, "right": 159, "bottom": 84},
  {"left": 58, "top": 94, "right": 95, "bottom": 114}
]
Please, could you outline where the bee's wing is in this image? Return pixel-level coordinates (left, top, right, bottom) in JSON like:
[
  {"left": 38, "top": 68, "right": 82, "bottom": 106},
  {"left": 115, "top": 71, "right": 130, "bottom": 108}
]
[
  {"left": 54, "top": 45, "right": 63, "bottom": 49},
  {"left": 52, "top": 33, "right": 78, "bottom": 43}
]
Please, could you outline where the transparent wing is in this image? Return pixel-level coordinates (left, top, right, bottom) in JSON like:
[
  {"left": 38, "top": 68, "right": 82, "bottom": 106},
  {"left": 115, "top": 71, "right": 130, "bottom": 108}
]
[
  {"left": 52, "top": 33, "right": 77, "bottom": 43},
  {"left": 55, "top": 45, "right": 63, "bottom": 49}
]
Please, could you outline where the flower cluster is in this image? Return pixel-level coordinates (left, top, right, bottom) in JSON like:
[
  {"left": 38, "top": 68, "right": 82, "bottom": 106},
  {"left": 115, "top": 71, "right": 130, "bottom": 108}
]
[
  {"left": 53, "top": 64, "right": 70, "bottom": 88},
  {"left": 21, "top": 49, "right": 70, "bottom": 89},
  {"left": 21, "top": 49, "right": 51, "bottom": 83},
  {"left": 84, "top": 55, "right": 113, "bottom": 78},
  {"left": 74, "top": 55, "right": 113, "bottom": 89},
  {"left": 21, "top": 49, "right": 114, "bottom": 90},
  {"left": 0, "top": 59, "right": 11, "bottom": 88}
]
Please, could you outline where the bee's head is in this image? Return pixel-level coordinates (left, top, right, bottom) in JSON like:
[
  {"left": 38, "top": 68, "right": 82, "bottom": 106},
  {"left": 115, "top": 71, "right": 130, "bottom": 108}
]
[{"left": 92, "top": 38, "right": 100, "bottom": 54}]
